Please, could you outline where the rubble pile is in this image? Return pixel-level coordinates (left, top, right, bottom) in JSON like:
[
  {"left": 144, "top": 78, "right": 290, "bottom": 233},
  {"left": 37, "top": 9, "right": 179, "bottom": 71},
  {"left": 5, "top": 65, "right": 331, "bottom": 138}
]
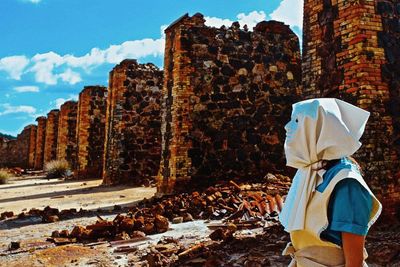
[
  {"left": 138, "top": 225, "right": 290, "bottom": 267},
  {"left": 48, "top": 173, "right": 290, "bottom": 243}
]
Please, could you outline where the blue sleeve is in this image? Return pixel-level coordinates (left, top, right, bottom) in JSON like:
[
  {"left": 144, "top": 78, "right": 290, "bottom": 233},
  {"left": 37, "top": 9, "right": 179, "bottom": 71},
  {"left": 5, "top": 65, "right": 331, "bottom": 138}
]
[{"left": 328, "top": 179, "right": 373, "bottom": 236}]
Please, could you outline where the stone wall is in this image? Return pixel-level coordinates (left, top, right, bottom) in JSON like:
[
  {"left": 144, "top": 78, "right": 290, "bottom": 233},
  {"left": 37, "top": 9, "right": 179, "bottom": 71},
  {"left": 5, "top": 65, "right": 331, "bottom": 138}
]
[
  {"left": 27, "top": 125, "right": 37, "bottom": 169},
  {"left": 302, "top": 0, "right": 400, "bottom": 218},
  {"left": 57, "top": 101, "right": 78, "bottom": 169},
  {"left": 103, "top": 59, "right": 163, "bottom": 185},
  {"left": 34, "top": 116, "right": 47, "bottom": 170},
  {"left": 43, "top": 109, "right": 60, "bottom": 165},
  {"left": 76, "top": 86, "right": 107, "bottom": 178},
  {"left": 0, "top": 125, "right": 36, "bottom": 168},
  {"left": 158, "top": 13, "right": 301, "bottom": 194}
]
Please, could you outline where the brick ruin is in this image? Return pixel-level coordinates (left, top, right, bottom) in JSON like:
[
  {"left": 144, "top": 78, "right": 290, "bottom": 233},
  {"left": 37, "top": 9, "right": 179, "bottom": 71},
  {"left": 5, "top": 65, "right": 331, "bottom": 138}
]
[
  {"left": 43, "top": 109, "right": 60, "bottom": 165},
  {"left": 103, "top": 59, "right": 163, "bottom": 185},
  {"left": 157, "top": 14, "right": 301, "bottom": 194},
  {"left": 34, "top": 116, "right": 47, "bottom": 170},
  {"left": 0, "top": 6, "right": 398, "bottom": 220},
  {"left": 76, "top": 86, "right": 107, "bottom": 178},
  {"left": 0, "top": 125, "right": 36, "bottom": 169},
  {"left": 57, "top": 101, "right": 78, "bottom": 169},
  {"left": 302, "top": 0, "right": 400, "bottom": 217}
]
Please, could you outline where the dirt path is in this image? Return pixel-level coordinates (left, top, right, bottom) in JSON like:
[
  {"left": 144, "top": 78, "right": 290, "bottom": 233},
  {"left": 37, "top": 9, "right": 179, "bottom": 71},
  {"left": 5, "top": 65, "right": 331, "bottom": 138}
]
[{"left": 0, "top": 176, "right": 156, "bottom": 214}]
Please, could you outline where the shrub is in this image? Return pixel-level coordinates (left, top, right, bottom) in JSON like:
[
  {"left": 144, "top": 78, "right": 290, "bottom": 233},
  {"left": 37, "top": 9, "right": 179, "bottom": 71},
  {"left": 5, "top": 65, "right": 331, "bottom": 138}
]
[
  {"left": 44, "top": 160, "right": 70, "bottom": 179},
  {"left": 0, "top": 169, "right": 11, "bottom": 184}
]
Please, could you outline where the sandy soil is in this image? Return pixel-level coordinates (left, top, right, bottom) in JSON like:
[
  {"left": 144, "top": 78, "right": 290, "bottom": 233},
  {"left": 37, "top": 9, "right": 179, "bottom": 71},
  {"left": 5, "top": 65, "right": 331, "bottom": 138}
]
[{"left": 0, "top": 176, "right": 156, "bottom": 214}]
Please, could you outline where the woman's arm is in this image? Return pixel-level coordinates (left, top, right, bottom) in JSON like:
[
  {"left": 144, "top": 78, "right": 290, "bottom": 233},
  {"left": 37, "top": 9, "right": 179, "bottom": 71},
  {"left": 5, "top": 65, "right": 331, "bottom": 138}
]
[{"left": 342, "top": 232, "right": 365, "bottom": 267}]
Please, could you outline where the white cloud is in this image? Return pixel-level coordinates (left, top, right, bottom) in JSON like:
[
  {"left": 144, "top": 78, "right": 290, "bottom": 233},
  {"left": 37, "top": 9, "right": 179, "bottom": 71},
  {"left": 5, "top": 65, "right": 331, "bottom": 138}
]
[
  {"left": 13, "top": 86, "right": 39, "bottom": 93},
  {"left": 22, "top": 0, "right": 42, "bottom": 3},
  {"left": 59, "top": 69, "right": 82, "bottom": 84},
  {"left": 0, "top": 103, "right": 36, "bottom": 116},
  {"left": 205, "top": 11, "right": 267, "bottom": 29},
  {"left": 24, "top": 36, "right": 164, "bottom": 85},
  {"left": 53, "top": 94, "right": 79, "bottom": 109},
  {"left": 0, "top": 56, "right": 30, "bottom": 80},
  {"left": 269, "top": 0, "right": 304, "bottom": 30}
]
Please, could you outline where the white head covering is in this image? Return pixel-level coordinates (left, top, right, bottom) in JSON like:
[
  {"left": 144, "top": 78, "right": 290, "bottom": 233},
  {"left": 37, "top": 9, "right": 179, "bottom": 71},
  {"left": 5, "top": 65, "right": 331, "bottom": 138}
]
[{"left": 279, "top": 98, "right": 370, "bottom": 232}]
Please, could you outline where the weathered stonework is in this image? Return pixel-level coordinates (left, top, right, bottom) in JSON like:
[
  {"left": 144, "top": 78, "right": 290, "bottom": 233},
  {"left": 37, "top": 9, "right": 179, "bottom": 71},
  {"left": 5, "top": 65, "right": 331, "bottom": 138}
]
[
  {"left": 0, "top": 125, "right": 37, "bottom": 168},
  {"left": 43, "top": 109, "right": 60, "bottom": 165},
  {"left": 57, "top": 101, "right": 78, "bottom": 169},
  {"left": 302, "top": 0, "right": 400, "bottom": 218},
  {"left": 76, "top": 86, "right": 107, "bottom": 178},
  {"left": 27, "top": 125, "right": 37, "bottom": 169},
  {"left": 103, "top": 59, "right": 163, "bottom": 185},
  {"left": 34, "top": 116, "right": 47, "bottom": 170},
  {"left": 158, "top": 13, "right": 301, "bottom": 194}
]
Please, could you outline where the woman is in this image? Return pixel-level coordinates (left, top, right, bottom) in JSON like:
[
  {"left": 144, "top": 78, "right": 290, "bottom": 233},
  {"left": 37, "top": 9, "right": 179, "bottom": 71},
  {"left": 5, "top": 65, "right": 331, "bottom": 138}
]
[{"left": 279, "top": 98, "right": 382, "bottom": 267}]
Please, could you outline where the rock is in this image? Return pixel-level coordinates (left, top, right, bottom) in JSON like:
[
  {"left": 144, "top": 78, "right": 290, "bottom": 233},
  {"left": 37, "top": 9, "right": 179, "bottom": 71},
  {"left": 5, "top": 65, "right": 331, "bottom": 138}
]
[
  {"left": 154, "top": 215, "right": 169, "bottom": 233},
  {"left": 172, "top": 217, "right": 184, "bottom": 224}
]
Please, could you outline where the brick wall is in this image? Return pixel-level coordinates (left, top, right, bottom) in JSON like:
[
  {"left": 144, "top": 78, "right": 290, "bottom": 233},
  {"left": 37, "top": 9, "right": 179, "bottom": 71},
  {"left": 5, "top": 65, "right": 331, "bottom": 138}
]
[
  {"left": 57, "top": 101, "right": 78, "bottom": 170},
  {"left": 34, "top": 116, "right": 47, "bottom": 170},
  {"left": 76, "top": 86, "right": 107, "bottom": 178},
  {"left": 43, "top": 109, "right": 60, "bottom": 165},
  {"left": 0, "top": 125, "right": 36, "bottom": 168},
  {"left": 158, "top": 13, "right": 301, "bottom": 194},
  {"left": 103, "top": 59, "right": 163, "bottom": 185},
  {"left": 302, "top": 0, "right": 400, "bottom": 219}
]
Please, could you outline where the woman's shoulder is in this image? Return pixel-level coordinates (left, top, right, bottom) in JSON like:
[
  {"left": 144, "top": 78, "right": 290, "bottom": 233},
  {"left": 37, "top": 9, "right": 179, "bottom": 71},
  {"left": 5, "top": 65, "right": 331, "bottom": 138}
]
[{"left": 316, "top": 157, "right": 359, "bottom": 193}]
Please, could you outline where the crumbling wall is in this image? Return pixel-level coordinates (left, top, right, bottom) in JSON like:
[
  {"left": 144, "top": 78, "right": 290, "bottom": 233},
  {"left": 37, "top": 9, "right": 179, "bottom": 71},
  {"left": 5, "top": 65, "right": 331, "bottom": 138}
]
[
  {"left": 158, "top": 13, "right": 301, "bottom": 194},
  {"left": 27, "top": 125, "right": 37, "bottom": 169},
  {"left": 302, "top": 0, "right": 400, "bottom": 218},
  {"left": 0, "top": 125, "right": 36, "bottom": 168},
  {"left": 103, "top": 59, "right": 163, "bottom": 185},
  {"left": 34, "top": 116, "right": 47, "bottom": 170},
  {"left": 43, "top": 109, "right": 60, "bottom": 165},
  {"left": 57, "top": 101, "right": 78, "bottom": 170},
  {"left": 76, "top": 86, "right": 107, "bottom": 178}
]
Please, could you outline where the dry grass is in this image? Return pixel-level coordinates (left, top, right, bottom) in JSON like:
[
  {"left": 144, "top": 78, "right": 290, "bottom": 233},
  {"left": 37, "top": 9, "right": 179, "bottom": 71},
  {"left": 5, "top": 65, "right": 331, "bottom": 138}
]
[
  {"left": 44, "top": 160, "right": 70, "bottom": 178},
  {"left": 0, "top": 169, "right": 11, "bottom": 184}
]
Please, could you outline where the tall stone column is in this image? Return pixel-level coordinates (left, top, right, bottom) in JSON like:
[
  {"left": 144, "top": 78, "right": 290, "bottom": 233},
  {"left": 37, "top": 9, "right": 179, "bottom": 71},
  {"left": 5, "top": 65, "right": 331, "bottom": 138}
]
[
  {"left": 44, "top": 109, "right": 60, "bottom": 165},
  {"left": 103, "top": 59, "right": 163, "bottom": 185},
  {"left": 302, "top": 0, "right": 400, "bottom": 219},
  {"left": 158, "top": 13, "right": 301, "bottom": 194},
  {"left": 57, "top": 101, "right": 78, "bottom": 169},
  {"left": 76, "top": 86, "right": 107, "bottom": 178},
  {"left": 34, "top": 116, "right": 47, "bottom": 170}
]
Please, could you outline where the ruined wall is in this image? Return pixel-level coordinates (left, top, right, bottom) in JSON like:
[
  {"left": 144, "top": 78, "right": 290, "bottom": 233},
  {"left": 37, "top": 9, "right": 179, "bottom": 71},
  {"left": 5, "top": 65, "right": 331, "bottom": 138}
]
[
  {"left": 158, "top": 13, "right": 301, "bottom": 194},
  {"left": 43, "top": 109, "right": 60, "bottom": 165},
  {"left": 57, "top": 101, "right": 78, "bottom": 169},
  {"left": 302, "top": 0, "right": 400, "bottom": 218},
  {"left": 0, "top": 125, "right": 36, "bottom": 168},
  {"left": 76, "top": 86, "right": 107, "bottom": 178},
  {"left": 34, "top": 116, "right": 47, "bottom": 170},
  {"left": 103, "top": 59, "right": 163, "bottom": 185},
  {"left": 27, "top": 125, "right": 37, "bottom": 169}
]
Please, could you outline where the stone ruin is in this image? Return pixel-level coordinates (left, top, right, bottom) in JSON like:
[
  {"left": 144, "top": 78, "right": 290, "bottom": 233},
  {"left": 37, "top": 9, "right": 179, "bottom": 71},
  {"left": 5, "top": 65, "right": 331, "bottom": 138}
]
[
  {"left": 1, "top": 7, "right": 399, "bottom": 219},
  {"left": 43, "top": 109, "right": 60, "bottom": 165},
  {"left": 0, "top": 125, "right": 36, "bottom": 169},
  {"left": 103, "top": 59, "right": 163, "bottom": 185},
  {"left": 34, "top": 116, "right": 47, "bottom": 170},
  {"left": 57, "top": 101, "right": 78, "bottom": 169},
  {"left": 76, "top": 86, "right": 107, "bottom": 178},
  {"left": 157, "top": 13, "right": 301, "bottom": 194},
  {"left": 302, "top": 0, "right": 400, "bottom": 218}
]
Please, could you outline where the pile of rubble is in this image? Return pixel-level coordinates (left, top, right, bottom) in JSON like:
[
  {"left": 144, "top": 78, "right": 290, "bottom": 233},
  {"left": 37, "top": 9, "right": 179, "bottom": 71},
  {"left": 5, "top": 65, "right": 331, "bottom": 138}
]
[{"left": 49, "top": 174, "right": 290, "bottom": 244}]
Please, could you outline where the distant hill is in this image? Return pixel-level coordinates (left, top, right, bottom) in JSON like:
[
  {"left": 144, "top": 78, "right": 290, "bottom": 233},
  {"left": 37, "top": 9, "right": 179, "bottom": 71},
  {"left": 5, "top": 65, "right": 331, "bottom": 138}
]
[{"left": 0, "top": 132, "right": 16, "bottom": 140}]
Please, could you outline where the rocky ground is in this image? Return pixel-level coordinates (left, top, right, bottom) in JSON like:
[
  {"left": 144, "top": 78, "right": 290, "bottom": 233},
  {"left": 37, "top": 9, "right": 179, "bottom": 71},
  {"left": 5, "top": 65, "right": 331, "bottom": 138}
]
[{"left": 0, "top": 174, "right": 399, "bottom": 266}]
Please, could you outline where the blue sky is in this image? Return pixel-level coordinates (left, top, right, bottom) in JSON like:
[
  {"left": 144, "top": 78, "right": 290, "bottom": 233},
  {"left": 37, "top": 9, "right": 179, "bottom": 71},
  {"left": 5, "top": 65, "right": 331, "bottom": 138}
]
[{"left": 0, "top": 0, "right": 303, "bottom": 136}]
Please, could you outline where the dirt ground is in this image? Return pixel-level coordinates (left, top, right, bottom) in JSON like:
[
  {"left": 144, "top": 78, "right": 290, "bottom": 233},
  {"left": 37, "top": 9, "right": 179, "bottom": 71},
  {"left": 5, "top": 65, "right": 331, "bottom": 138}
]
[
  {"left": 0, "top": 175, "right": 156, "bottom": 214},
  {"left": 1, "top": 175, "right": 399, "bottom": 267}
]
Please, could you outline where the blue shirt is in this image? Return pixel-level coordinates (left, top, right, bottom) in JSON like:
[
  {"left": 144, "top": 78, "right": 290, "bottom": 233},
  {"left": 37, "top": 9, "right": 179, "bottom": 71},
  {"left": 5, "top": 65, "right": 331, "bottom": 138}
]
[{"left": 316, "top": 158, "right": 373, "bottom": 246}]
